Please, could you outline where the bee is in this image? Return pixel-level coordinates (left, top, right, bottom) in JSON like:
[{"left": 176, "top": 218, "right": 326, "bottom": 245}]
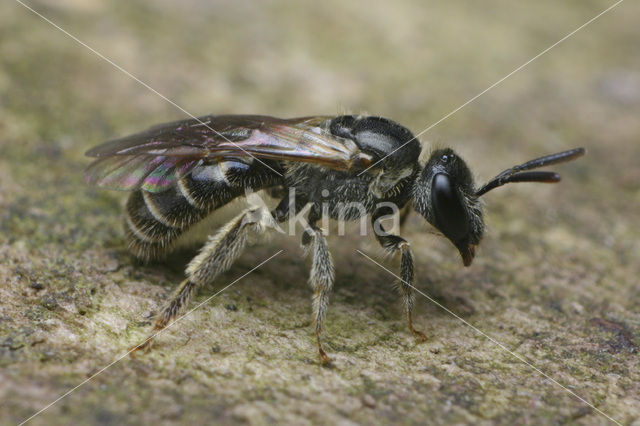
[{"left": 85, "top": 114, "right": 585, "bottom": 363}]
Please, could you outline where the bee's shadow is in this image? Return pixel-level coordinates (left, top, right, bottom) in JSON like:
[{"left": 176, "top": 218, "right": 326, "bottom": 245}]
[{"left": 120, "top": 235, "right": 477, "bottom": 323}]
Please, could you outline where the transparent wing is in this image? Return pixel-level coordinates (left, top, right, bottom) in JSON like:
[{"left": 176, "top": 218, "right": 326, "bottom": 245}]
[
  {"left": 84, "top": 154, "right": 201, "bottom": 193},
  {"left": 85, "top": 115, "right": 372, "bottom": 192}
]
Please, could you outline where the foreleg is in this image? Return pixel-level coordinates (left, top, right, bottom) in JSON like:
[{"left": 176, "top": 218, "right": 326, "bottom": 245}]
[
  {"left": 372, "top": 213, "right": 427, "bottom": 342},
  {"left": 399, "top": 204, "right": 412, "bottom": 232}
]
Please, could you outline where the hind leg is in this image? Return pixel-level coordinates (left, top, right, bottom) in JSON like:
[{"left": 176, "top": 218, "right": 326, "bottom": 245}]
[{"left": 132, "top": 206, "right": 277, "bottom": 352}]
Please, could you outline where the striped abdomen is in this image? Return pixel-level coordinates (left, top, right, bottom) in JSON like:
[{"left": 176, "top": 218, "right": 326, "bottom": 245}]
[{"left": 125, "top": 160, "right": 282, "bottom": 261}]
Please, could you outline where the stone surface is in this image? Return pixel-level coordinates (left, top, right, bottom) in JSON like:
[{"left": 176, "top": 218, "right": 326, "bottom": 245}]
[{"left": 1, "top": 1, "right": 639, "bottom": 424}]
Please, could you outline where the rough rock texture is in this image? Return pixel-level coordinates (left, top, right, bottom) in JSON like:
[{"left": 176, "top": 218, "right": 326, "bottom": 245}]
[{"left": 1, "top": 0, "right": 639, "bottom": 424}]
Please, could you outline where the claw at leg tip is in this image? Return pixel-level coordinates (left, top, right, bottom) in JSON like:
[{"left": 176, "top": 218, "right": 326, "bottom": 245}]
[
  {"left": 414, "top": 331, "right": 428, "bottom": 343},
  {"left": 319, "top": 348, "right": 332, "bottom": 366}
]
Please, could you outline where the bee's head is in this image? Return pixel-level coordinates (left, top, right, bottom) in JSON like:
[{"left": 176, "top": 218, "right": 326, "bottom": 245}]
[
  {"left": 412, "top": 146, "right": 585, "bottom": 267},
  {"left": 413, "top": 148, "right": 483, "bottom": 266}
]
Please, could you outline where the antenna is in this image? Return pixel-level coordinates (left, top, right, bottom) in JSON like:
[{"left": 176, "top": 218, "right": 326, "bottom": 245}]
[{"left": 475, "top": 147, "right": 585, "bottom": 196}]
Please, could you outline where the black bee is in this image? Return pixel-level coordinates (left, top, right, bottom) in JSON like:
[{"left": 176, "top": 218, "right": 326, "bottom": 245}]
[{"left": 85, "top": 114, "right": 585, "bottom": 363}]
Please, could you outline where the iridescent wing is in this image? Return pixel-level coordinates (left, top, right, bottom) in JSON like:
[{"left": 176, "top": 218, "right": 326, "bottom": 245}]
[{"left": 84, "top": 115, "right": 372, "bottom": 192}]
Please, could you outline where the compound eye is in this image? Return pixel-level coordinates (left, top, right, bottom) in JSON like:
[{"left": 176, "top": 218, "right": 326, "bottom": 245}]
[{"left": 431, "top": 173, "right": 469, "bottom": 245}]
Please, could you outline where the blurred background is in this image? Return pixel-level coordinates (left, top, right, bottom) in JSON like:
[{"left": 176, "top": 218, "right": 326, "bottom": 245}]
[{"left": 1, "top": 0, "right": 639, "bottom": 424}]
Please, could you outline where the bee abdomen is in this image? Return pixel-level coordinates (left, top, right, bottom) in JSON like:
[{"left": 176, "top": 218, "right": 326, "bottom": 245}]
[
  {"left": 124, "top": 160, "right": 280, "bottom": 262},
  {"left": 125, "top": 189, "right": 186, "bottom": 262}
]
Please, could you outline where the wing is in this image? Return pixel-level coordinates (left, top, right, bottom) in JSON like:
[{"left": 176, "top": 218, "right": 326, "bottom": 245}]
[{"left": 84, "top": 115, "right": 372, "bottom": 192}]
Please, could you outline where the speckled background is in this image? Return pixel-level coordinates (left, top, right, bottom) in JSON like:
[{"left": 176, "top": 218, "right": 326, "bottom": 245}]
[{"left": 1, "top": 0, "right": 639, "bottom": 424}]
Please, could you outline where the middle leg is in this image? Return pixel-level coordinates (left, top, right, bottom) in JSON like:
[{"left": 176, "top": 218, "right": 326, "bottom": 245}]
[{"left": 304, "top": 225, "right": 335, "bottom": 364}]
